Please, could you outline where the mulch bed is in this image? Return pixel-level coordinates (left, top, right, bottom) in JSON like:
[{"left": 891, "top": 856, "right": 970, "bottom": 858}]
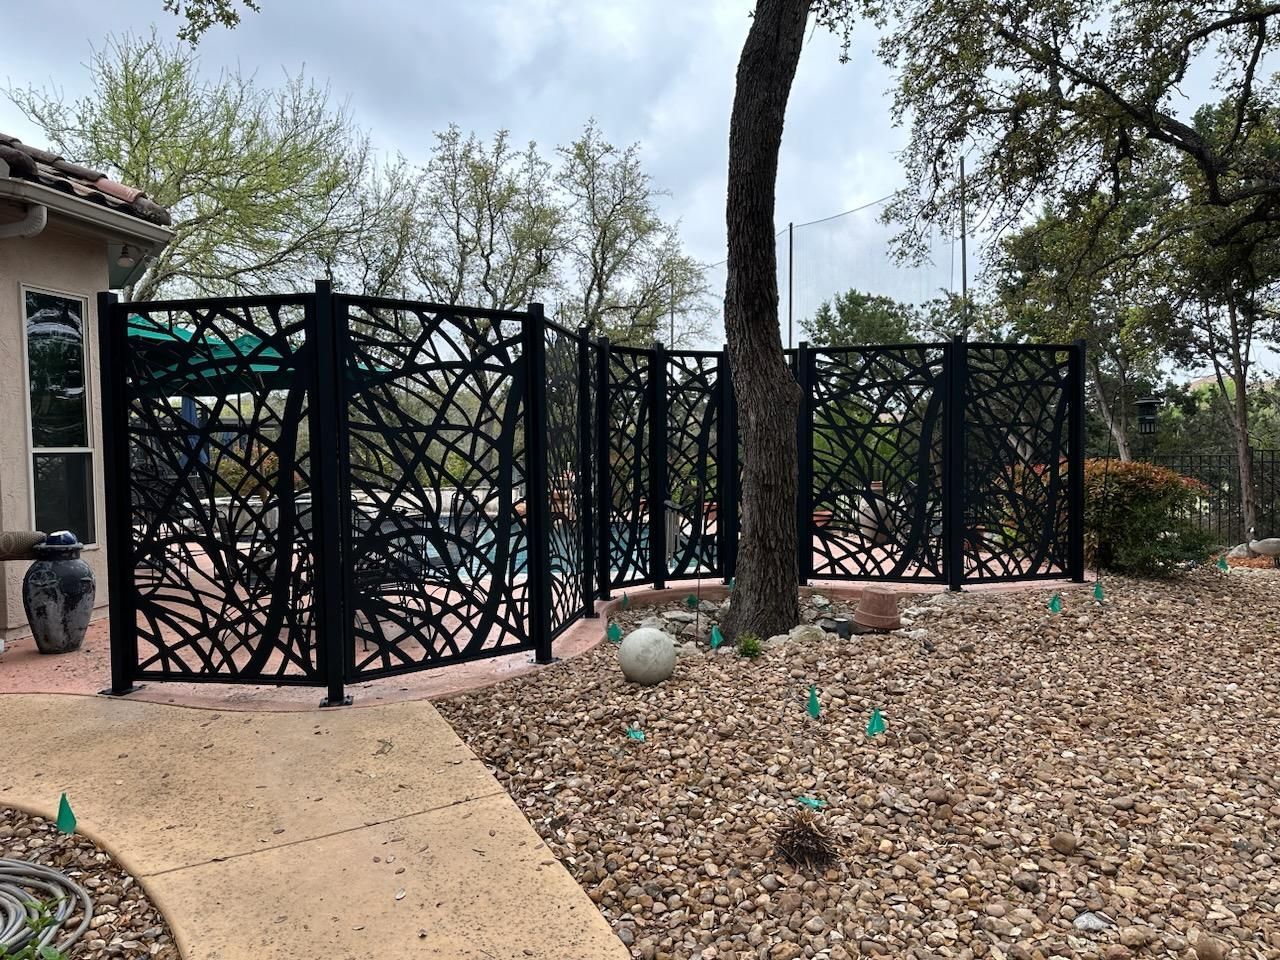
[{"left": 0, "top": 808, "right": 178, "bottom": 959}]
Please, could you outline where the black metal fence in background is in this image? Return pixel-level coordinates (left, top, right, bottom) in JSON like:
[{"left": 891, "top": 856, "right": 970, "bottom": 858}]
[
  {"left": 1151, "top": 450, "right": 1280, "bottom": 545},
  {"left": 98, "top": 284, "right": 1084, "bottom": 704}
]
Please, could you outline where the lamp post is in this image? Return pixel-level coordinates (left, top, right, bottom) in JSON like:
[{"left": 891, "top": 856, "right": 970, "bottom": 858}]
[{"left": 1136, "top": 395, "right": 1162, "bottom": 457}]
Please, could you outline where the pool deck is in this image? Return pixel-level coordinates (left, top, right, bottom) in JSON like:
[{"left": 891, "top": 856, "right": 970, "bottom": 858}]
[{"left": 0, "top": 578, "right": 1069, "bottom": 712}]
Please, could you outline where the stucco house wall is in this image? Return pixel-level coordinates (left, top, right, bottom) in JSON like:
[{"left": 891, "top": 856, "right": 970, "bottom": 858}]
[{"left": 0, "top": 217, "right": 111, "bottom": 639}]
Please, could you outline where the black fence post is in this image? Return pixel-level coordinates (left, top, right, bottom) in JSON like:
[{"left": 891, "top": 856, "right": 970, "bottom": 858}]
[
  {"left": 594, "top": 339, "right": 613, "bottom": 599},
  {"left": 650, "top": 342, "right": 668, "bottom": 590},
  {"left": 576, "top": 327, "right": 597, "bottom": 617},
  {"left": 717, "top": 344, "right": 737, "bottom": 583},
  {"left": 524, "top": 304, "right": 555, "bottom": 663},
  {"left": 794, "top": 341, "right": 813, "bottom": 585},
  {"left": 312, "top": 279, "right": 350, "bottom": 706},
  {"left": 1068, "top": 339, "right": 1087, "bottom": 582},
  {"left": 96, "top": 291, "right": 137, "bottom": 696},
  {"left": 943, "top": 336, "right": 968, "bottom": 591}
]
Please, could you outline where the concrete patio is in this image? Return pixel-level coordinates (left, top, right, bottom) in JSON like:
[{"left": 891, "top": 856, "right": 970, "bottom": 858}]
[{"left": 0, "top": 692, "right": 628, "bottom": 959}]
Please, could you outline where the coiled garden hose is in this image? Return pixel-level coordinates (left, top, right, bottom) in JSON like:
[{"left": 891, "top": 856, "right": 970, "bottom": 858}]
[{"left": 0, "top": 859, "right": 93, "bottom": 954}]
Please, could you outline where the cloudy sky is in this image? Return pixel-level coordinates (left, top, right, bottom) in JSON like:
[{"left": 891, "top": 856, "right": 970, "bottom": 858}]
[{"left": 0, "top": 0, "right": 963, "bottom": 337}]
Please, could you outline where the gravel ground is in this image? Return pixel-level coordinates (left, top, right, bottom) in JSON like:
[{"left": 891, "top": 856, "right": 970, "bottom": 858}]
[
  {"left": 439, "top": 570, "right": 1280, "bottom": 960},
  {"left": 0, "top": 808, "right": 178, "bottom": 959}
]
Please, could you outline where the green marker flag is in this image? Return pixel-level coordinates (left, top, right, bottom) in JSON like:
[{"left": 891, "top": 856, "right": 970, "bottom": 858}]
[
  {"left": 806, "top": 684, "right": 820, "bottom": 719},
  {"left": 866, "top": 708, "right": 886, "bottom": 736},
  {"left": 56, "top": 793, "right": 76, "bottom": 834},
  {"left": 685, "top": 594, "right": 699, "bottom": 610},
  {"left": 1048, "top": 593, "right": 1063, "bottom": 614},
  {"left": 710, "top": 625, "right": 725, "bottom": 649},
  {"left": 607, "top": 622, "right": 623, "bottom": 643},
  {"left": 626, "top": 724, "right": 645, "bottom": 742},
  {"left": 621, "top": 592, "right": 630, "bottom": 609},
  {"left": 1217, "top": 554, "right": 1229, "bottom": 572},
  {"left": 1093, "top": 581, "right": 1104, "bottom": 603},
  {"left": 797, "top": 796, "right": 826, "bottom": 810}
]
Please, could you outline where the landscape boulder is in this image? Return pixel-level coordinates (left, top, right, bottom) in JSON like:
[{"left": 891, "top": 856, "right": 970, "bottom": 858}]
[{"left": 618, "top": 627, "right": 677, "bottom": 685}]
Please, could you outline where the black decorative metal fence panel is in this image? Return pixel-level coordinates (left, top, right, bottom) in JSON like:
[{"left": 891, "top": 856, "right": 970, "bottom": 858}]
[
  {"left": 108, "top": 296, "right": 325, "bottom": 685},
  {"left": 338, "top": 297, "right": 533, "bottom": 680},
  {"left": 605, "top": 347, "right": 652, "bottom": 588},
  {"left": 665, "top": 352, "right": 722, "bottom": 579},
  {"left": 101, "top": 286, "right": 1085, "bottom": 702},
  {"left": 806, "top": 345, "right": 946, "bottom": 581},
  {"left": 544, "top": 322, "right": 588, "bottom": 635},
  {"left": 962, "top": 345, "right": 1075, "bottom": 581}
]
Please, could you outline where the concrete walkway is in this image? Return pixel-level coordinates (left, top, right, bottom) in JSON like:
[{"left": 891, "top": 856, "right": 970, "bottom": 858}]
[{"left": 0, "top": 694, "right": 627, "bottom": 960}]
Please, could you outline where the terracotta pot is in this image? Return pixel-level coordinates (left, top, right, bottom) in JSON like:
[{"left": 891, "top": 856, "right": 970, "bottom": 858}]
[{"left": 852, "top": 584, "right": 900, "bottom": 632}]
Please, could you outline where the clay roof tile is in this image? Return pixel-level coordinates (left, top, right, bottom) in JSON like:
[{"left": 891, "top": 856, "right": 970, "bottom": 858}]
[{"left": 0, "top": 131, "right": 171, "bottom": 227}]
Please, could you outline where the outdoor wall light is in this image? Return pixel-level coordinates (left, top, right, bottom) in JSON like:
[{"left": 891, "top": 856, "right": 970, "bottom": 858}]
[
  {"left": 117, "top": 244, "right": 138, "bottom": 268},
  {"left": 1136, "top": 396, "right": 1162, "bottom": 435}
]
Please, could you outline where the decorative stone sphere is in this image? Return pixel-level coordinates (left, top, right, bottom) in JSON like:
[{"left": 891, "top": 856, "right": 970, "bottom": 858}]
[{"left": 617, "top": 627, "right": 677, "bottom": 685}]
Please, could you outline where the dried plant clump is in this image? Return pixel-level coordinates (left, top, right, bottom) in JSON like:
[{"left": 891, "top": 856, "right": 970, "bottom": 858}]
[{"left": 773, "top": 807, "right": 840, "bottom": 871}]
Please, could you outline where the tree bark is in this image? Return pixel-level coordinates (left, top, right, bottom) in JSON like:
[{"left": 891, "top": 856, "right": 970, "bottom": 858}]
[
  {"left": 1208, "top": 299, "right": 1257, "bottom": 539},
  {"left": 1087, "top": 358, "right": 1132, "bottom": 461},
  {"left": 1234, "top": 387, "right": 1257, "bottom": 538},
  {"left": 1229, "top": 302, "right": 1257, "bottom": 536},
  {"left": 721, "top": 0, "right": 810, "bottom": 640}
]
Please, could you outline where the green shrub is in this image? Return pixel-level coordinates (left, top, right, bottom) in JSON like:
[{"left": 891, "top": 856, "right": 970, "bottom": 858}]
[
  {"left": 736, "top": 632, "right": 763, "bottom": 659},
  {"left": 1084, "top": 458, "right": 1213, "bottom": 576}
]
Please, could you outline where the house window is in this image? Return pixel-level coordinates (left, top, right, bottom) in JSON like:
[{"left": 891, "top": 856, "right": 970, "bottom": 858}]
[{"left": 24, "top": 289, "right": 95, "bottom": 544}]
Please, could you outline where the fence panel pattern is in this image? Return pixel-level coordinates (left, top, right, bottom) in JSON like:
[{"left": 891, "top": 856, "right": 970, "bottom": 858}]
[
  {"left": 102, "top": 289, "right": 1085, "bottom": 701},
  {"left": 606, "top": 348, "right": 652, "bottom": 588},
  {"left": 666, "top": 352, "right": 722, "bottom": 579},
  {"left": 340, "top": 298, "right": 532, "bottom": 679},
  {"left": 807, "top": 345, "right": 946, "bottom": 581},
  {"left": 545, "top": 323, "right": 587, "bottom": 634},
  {"left": 116, "top": 297, "right": 322, "bottom": 684},
  {"left": 962, "top": 346, "right": 1074, "bottom": 581}
]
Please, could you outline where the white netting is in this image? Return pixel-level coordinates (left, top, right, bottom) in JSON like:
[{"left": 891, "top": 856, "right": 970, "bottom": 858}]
[{"left": 701, "top": 197, "right": 962, "bottom": 347}]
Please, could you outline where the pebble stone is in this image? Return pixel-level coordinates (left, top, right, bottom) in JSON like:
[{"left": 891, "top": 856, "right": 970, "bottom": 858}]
[
  {"left": 0, "top": 808, "right": 178, "bottom": 960},
  {"left": 438, "top": 570, "right": 1280, "bottom": 960}
]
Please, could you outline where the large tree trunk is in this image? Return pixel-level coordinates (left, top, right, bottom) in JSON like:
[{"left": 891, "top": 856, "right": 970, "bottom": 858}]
[
  {"left": 1234, "top": 401, "right": 1257, "bottom": 539},
  {"left": 1230, "top": 371, "right": 1257, "bottom": 539},
  {"left": 721, "top": 0, "right": 809, "bottom": 640},
  {"left": 1221, "top": 301, "right": 1257, "bottom": 538}
]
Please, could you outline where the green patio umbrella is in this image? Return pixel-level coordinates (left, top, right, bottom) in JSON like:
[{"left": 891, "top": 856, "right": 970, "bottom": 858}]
[
  {"left": 127, "top": 316, "right": 293, "bottom": 397},
  {"left": 126, "top": 316, "right": 383, "bottom": 399}
]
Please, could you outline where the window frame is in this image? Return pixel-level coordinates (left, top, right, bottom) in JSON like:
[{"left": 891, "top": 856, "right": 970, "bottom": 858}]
[{"left": 19, "top": 283, "right": 98, "bottom": 547}]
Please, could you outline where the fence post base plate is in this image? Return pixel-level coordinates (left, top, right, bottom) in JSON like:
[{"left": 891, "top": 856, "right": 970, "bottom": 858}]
[{"left": 99, "top": 684, "right": 144, "bottom": 698}]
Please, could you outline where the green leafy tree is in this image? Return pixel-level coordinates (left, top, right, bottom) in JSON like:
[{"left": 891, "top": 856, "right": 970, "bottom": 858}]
[
  {"left": 917, "top": 291, "right": 998, "bottom": 340},
  {"left": 864, "top": 0, "right": 1280, "bottom": 258},
  {"left": 411, "top": 125, "right": 562, "bottom": 311},
  {"left": 865, "top": 0, "right": 1280, "bottom": 528},
  {"left": 992, "top": 193, "right": 1165, "bottom": 460},
  {"left": 8, "top": 31, "right": 382, "bottom": 302},
  {"left": 162, "top": 0, "right": 259, "bottom": 43},
  {"left": 1154, "top": 380, "right": 1280, "bottom": 456},
  {"left": 802, "top": 289, "right": 919, "bottom": 346},
  {"left": 555, "top": 121, "right": 710, "bottom": 346}
]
